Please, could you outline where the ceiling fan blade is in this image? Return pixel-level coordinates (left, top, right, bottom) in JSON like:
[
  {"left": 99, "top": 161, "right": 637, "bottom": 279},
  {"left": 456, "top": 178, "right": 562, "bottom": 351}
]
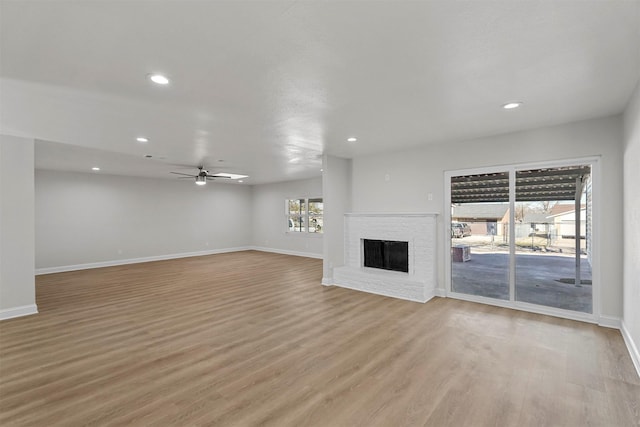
[
  {"left": 178, "top": 176, "right": 194, "bottom": 179},
  {"left": 206, "top": 174, "right": 231, "bottom": 179},
  {"left": 170, "top": 172, "right": 196, "bottom": 177}
]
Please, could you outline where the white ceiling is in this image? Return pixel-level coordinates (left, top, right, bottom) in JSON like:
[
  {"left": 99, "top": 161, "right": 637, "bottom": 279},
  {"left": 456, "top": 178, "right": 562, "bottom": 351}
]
[{"left": 1, "top": 1, "right": 639, "bottom": 184}]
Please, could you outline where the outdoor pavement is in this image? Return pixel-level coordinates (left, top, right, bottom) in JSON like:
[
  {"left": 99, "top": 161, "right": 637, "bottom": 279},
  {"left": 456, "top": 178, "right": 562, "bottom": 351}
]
[{"left": 451, "top": 237, "right": 592, "bottom": 313}]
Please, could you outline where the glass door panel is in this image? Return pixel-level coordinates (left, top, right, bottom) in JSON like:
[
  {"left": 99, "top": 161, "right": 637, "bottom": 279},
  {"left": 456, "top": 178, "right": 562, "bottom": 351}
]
[
  {"left": 450, "top": 172, "right": 510, "bottom": 300},
  {"left": 514, "top": 166, "right": 592, "bottom": 313}
]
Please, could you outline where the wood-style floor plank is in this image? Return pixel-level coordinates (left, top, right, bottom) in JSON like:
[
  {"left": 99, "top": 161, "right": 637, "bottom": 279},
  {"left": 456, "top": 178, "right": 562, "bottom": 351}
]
[{"left": 0, "top": 250, "right": 638, "bottom": 426}]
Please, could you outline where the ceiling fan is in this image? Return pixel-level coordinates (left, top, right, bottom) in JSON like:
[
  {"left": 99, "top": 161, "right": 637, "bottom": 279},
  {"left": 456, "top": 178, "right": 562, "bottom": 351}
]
[{"left": 170, "top": 166, "right": 232, "bottom": 185}]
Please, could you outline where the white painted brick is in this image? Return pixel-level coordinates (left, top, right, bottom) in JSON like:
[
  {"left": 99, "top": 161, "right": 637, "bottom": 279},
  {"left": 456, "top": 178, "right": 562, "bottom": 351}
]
[{"left": 334, "top": 213, "right": 438, "bottom": 303}]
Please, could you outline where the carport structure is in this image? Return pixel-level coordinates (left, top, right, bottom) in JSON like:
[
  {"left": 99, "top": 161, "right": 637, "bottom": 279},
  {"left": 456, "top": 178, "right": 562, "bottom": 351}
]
[
  {"left": 449, "top": 164, "right": 593, "bottom": 313},
  {"left": 450, "top": 166, "right": 592, "bottom": 203}
]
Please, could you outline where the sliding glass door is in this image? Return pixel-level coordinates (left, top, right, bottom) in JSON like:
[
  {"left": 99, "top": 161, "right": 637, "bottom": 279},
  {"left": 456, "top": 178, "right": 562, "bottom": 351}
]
[{"left": 448, "top": 162, "right": 595, "bottom": 317}]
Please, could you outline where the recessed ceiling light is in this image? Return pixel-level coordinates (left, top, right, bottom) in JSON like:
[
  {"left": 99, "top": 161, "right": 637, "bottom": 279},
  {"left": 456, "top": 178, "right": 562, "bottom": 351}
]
[
  {"left": 148, "top": 74, "right": 170, "bottom": 85},
  {"left": 136, "top": 137, "right": 149, "bottom": 143},
  {"left": 238, "top": 180, "right": 244, "bottom": 183},
  {"left": 502, "top": 102, "right": 522, "bottom": 110},
  {"left": 91, "top": 167, "right": 100, "bottom": 171},
  {"left": 347, "top": 137, "right": 357, "bottom": 142},
  {"left": 320, "top": 168, "right": 324, "bottom": 172}
]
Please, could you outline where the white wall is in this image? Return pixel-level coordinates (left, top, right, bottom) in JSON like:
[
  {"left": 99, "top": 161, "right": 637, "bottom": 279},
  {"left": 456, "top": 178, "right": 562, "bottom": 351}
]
[
  {"left": 623, "top": 82, "right": 640, "bottom": 374},
  {"left": 35, "top": 170, "right": 253, "bottom": 270},
  {"left": 0, "top": 135, "right": 37, "bottom": 319},
  {"left": 251, "top": 177, "right": 323, "bottom": 258},
  {"left": 322, "top": 155, "right": 351, "bottom": 283},
  {"left": 350, "top": 115, "right": 624, "bottom": 319}
]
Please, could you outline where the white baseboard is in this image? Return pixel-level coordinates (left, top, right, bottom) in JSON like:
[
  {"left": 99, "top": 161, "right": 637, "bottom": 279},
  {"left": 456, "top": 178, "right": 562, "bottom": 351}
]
[
  {"left": 36, "top": 246, "right": 323, "bottom": 275},
  {"left": 598, "top": 315, "right": 622, "bottom": 329},
  {"left": 321, "top": 277, "right": 333, "bottom": 286},
  {"left": 424, "top": 289, "right": 436, "bottom": 303},
  {"left": 0, "top": 304, "right": 38, "bottom": 321},
  {"left": 250, "top": 246, "right": 323, "bottom": 259},
  {"left": 434, "top": 288, "right": 446, "bottom": 297},
  {"left": 621, "top": 320, "right": 640, "bottom": 379},
  {"left": 35, "top": 247, "right": 252, "bottom": 275}
]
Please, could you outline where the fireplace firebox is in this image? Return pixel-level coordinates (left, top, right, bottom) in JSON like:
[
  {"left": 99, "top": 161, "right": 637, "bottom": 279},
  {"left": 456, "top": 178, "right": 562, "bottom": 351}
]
[{"left": 363, "top": 239, "right": 409, "bottom": 273}]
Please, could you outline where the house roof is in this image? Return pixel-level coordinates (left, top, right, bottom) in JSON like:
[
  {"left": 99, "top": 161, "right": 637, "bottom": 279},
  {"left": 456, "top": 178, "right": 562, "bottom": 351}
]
[
  {"left": 548, "top": 204, "right": 584, "bottom": 216},
  {"left": 546, "top": 206, "right": 586, "bottom": 218},
  {"left": 523, "top": 212, "right": 554, "bottom": 223}
]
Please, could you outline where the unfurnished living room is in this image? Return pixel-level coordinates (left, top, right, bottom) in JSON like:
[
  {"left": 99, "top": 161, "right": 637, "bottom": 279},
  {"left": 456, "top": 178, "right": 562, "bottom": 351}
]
[{"left": 1, "top": 1, "right": 639, "bottom": 426}]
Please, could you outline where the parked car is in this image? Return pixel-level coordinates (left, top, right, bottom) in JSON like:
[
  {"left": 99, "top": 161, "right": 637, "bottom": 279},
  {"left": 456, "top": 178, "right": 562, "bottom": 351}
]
[
  {"left": 451, "top": 222, "right": 471, "bottom": 238},
  {"left": 460, "top": 222, "right": 472, "bottom": 237},
  {"left": 451, "top": 222, "right": 464, "bottom": 238}
]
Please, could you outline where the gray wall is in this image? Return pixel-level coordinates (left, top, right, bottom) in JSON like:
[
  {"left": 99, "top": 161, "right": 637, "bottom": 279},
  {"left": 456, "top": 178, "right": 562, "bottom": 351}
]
[
  {"left": 322, "top": 155, "right": 351, "bottom": 283},
  {"left": 0, "top": 135, "right": 36, "bottom": 317},
  {"left": 623, "top": 81, "right": 640, "bottom": 369},
  {"left": 251, "top": 177, "right": 323, "bottom": 257},
  {"left": 349, "top": 115, "right": 624, "bottom": 319},
  {"left": 35, "top": 170, "right": 253, "bottom": 269}
]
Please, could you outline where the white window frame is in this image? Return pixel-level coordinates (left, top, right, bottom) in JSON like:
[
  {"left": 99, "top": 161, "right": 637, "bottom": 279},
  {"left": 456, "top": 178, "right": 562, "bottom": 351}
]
[{"left": 285, "top": 197, "right": 323, "bottom": 234}]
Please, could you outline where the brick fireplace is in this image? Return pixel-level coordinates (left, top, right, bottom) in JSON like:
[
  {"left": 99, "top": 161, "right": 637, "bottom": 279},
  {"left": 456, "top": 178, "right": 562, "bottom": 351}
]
[{"left": 332, "top": 213, "right": 438, "bottom": 302}]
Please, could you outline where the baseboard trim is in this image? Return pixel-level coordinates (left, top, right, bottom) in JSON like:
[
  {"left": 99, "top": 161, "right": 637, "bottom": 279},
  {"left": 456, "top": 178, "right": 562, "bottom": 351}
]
[
  {"left": 35, "top": 247, "right": 252, "bottom": 275},
  {"left": 621, "top": 320, "right": 640, "bottom": 378},
  {"left": 36, "top": 246, "right": 322, "bottom": 275},
  {"left": 598, "top": 315, "right": 622, "bottom": 329},
  {"left": 434, "top": 288, "right": 446, "bottom": 297},
  {"left": 321, "top": 277, "right": 333, "bottom": 286},
  {"left": 0, "top": 304, "right": 38, "bottom": 321},
  {"left": 250, "top": 246, "right": 323, "bottom": 259}
]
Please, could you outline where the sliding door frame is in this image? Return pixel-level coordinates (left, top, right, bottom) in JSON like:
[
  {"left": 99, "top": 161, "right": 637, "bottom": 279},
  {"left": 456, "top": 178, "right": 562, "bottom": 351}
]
[{"left": 444, "top": 156, "right": 601, "bottom": 324}]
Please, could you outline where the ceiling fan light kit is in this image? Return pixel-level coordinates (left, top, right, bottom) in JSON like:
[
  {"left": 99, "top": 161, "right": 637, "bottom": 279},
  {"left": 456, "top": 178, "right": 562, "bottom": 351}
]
[{"left": 170, "top": 166, "right": 243, "bottom": 185}]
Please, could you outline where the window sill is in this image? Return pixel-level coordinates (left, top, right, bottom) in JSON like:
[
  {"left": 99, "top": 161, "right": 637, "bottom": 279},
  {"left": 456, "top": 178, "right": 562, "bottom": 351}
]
[{"left": 285, "top": 231, "right": 324, "bottom": 238}]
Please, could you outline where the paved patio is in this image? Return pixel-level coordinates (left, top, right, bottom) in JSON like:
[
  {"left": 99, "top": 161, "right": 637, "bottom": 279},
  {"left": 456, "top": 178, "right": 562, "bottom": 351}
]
[{"left": 452, "top": 250, "right": 592, "bottom": 313}]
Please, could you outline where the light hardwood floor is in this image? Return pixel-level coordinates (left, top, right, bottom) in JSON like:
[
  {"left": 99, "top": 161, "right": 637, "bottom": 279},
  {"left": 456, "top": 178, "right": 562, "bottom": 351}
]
[{"left": 1, "top": 251, "right": 638, "bottom": 426}]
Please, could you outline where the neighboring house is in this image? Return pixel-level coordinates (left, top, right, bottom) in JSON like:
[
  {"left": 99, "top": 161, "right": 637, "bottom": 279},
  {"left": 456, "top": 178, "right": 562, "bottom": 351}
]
[
  {"left": 497, "top": 204, "right": 587, "bottom": 240},
  {"left": 451, "top": 203, "right": 509, "bottom": 235},
  {"left": 546, "top": 208, "right": 587, "bottom": 239}
]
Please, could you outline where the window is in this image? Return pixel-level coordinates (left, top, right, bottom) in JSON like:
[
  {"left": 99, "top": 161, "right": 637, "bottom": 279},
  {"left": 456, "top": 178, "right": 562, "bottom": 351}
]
[
  {"left": 287, "top": 198, "right": 306, "bottom": 232},
  {"left": 308, "top": 198, "right": 323, "bottom": 233},
  {"left": 287, "top": 197, "right": 323, "bottom": 233}
]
